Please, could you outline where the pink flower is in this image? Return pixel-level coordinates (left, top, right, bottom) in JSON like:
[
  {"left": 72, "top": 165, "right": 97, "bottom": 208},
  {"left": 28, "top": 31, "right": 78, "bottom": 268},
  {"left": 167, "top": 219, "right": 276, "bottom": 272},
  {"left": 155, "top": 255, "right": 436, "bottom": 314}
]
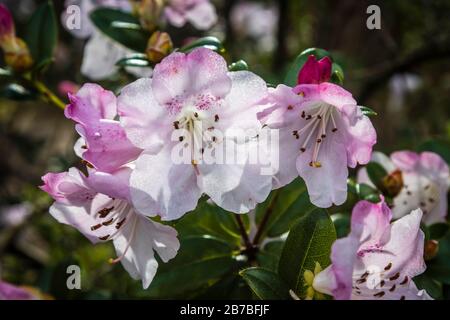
[
  {"left": 42, "top": 84, "right": 179, "bottom": 289},
  {"left": 0, "top": 4, "right": 14, "bottom": 41},
  {"left": 0, "top": 281, "right": 38, "bottom": 300},
  {"left": 164, "top": 0, "right": 217, "bottom": 30},
  {"left": 259, "top": 55, "right": 377, "bottom": 208},
  {"left": 313, "top": 198, "right": 432, "bottom": 300},
  {"left": 297, "top": 55, "right": 332, "bottom": 84},
  {"left": 358, "top": 151, "right": 449, "bottom": 225},
  {"left": 65, "top": 83, "right": 142, "bottom": 173},
  {"left": 41, "top": 167, "right": 180, "bottom": 289},
  {"left": 118, "top": 48, "right": 272, "bottom": 219}
]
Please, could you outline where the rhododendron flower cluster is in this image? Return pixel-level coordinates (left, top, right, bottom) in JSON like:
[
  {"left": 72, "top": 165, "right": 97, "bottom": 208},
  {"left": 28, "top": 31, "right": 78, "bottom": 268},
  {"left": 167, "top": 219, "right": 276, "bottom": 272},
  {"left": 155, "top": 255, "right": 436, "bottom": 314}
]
[
  {"left": 313, "top": 198, "right": 431, "bottom": 300},
  {"left": 259, "top": 55, "right": 377, "bottom": 207},
  {"left": 0, "top": 0, "right": 440, "bottom": 301},
  {"left": 41, "top": 84, "right": 180, "bottom": 288},
  {"left": 358, "top": 151, "right": 449, "bottom": 225}
]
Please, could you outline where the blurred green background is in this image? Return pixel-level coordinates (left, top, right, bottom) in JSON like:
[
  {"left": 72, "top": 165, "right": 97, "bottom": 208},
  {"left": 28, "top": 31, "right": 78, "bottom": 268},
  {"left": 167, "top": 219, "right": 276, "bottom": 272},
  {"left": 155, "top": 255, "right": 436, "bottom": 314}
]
[{"left": 1, "top": 0, "right": 450, "bottom": 299}]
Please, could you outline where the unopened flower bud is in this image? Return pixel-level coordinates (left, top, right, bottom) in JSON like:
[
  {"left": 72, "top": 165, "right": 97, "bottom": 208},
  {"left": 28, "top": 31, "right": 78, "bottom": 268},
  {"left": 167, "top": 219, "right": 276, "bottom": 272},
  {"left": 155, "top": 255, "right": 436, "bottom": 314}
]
[
  {"left": 424, "top": 240, "right": 439, "bottom": 261},
  {"left": 0, "top": 4, "right": 33, "bottom": 72},
  {"left": 138, "top": 0, "right": 164, "bottom": 31},
  {"left": 146, "top": 31, "right": 173, "bottom": 63},
  {"left": 381, "top": 169, "right": 403, "bottom": 197}
]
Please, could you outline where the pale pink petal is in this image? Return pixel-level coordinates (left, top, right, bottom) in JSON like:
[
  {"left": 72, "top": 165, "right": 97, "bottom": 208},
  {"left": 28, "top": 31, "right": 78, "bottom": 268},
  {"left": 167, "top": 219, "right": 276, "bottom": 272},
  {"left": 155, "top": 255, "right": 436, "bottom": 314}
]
[
  {"left": 419, "top": 151, "right": 449, "bottom": 184},
  {"left": 185, "top": 1, "right": 217, "bottom": 30},
  {"left": 67, "top": 84, "right": 141, "bottom": 171},
  {"left": 130, "top": 147, "right": 202, "bottom": 220},
  {"left": 340, "top": 104, "right": 377, "bottom": 168},
  {"left": 164, "top": 6, "right": 187, "bottom": 27},
  {"left": 118, "top": 78, "right": 172, "bottom": 152},
  {"left": 391, "top": 151, "right": 420, "bottom": 172},
  {"left": 65, "top": 83, "right": 117, "bottom": 123},
  {"left": 151, "top": 49, "right": 231, "bottom": 110},
  {"left": 220, "top": 71, "right": 267, "bottom": 132},
  {"left": 40, "top": 169, "right": 95, "bottom": 206},
  {"left": 113, "top": 214, "right": 179, "bottom": 289},
  {"left": 296, "top": 131, "right": 348, "bottom": 208}
]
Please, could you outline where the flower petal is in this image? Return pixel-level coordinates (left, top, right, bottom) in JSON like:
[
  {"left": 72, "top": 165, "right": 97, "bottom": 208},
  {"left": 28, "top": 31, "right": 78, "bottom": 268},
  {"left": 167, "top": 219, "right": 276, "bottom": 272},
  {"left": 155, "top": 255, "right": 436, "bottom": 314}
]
[
  {"left": 113, "top": 214, "right": 179, "bottom": 289},
  {"left": 118, "top": 78, "right": 172, "bottom": 152},
  {"left": 296, "top": 131, "right": 348, "bottom": 208},
  {"left": 130, "top": 147, "right": 202, "bottom": 220},
  {"left": 341, "top": 105, "right": 377, "bottom": 168}
]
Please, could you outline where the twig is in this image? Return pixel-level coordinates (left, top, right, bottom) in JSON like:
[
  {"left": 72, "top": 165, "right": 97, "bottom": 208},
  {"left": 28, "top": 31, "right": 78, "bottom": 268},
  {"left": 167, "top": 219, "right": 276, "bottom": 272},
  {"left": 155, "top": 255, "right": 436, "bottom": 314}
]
[
  {"left": 32, "top": 80, "right": 66, "bottom": 110},
  {"left": 252, "top": 190, "right": 280, "bottom": 246},
  {"left": 357, "top": 37, "right": 450, "bottom": 104},
  {"left": 272, "top": 0, "right": 289, "bottom": 72},
  {"left": 234, "top": 214, "right": 252, "bottom": 250}
]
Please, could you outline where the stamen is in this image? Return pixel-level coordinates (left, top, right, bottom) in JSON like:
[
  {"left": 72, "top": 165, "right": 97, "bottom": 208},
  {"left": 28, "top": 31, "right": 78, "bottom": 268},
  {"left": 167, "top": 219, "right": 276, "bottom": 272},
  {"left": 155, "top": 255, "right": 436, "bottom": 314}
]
[{"left": 109, "top": 217, "right": 138, "bottom": 264}]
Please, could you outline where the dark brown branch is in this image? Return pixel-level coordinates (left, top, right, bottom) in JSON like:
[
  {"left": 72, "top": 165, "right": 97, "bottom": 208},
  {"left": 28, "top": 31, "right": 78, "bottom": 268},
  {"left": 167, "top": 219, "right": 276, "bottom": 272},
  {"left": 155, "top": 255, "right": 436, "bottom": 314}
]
[
  {"left": 234, "top": 214, "right": 252, "bottom": 250},
  {"left": 357, "top": 38, "right": 450, "bottom": 104}
]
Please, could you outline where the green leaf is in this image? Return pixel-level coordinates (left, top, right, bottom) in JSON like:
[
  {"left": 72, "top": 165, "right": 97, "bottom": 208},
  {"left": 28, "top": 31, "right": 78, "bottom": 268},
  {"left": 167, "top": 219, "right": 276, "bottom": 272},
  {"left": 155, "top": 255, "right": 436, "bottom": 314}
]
[
  {"left": 116, "top": 54, "right": 151, "bottom": 68},
  {"left": 284, "top": 48, "right": 344, "bottom": 86},
  {"left": 414, "top": 273, "right": 443, "bottom": 299},
  {"left": 428, "top": 232, "right": 450, "bottom": 284},
  {"left": 0, "top": 67, "right": 12, "bottom": 77},
  {"left": 25, "top": 0, "right": 58, "bottom": 67},
  {"left": 429, "top": 223, "right": 450, "bottom": 240},
  {"left": 278, "top": 208, "right": 336, "bottom": 298},
  {"left": 147, "top": 236, "right": 237, "bottom": 298},
  {"left": 255, "top": 179, "right": 316, "bottom": 239},
  {"left": 355, "top": 183, "right": 381, "bottom": 203},
  {"left": 228, "top": 60, "right": 249, "bottom": 71},
  {"left": 0, "top": 83, "right": 36, "bottom": 100},
  {"left": 332, "top": 213, "right": 351, "bottom": 238},
  {"left": 179, "top": 36, "right": 224, "bottom": 53},
  {"left": 240, "top": 267, "right": 291, "bottom": 300},
  {"left": 90, "top": 8, "right": 149, "bottom": 52},
  {"left": 360, "top": 106, "right": 378, "bottom": 117},
  {"left": 257, "top": 241, "right": 284, "bottom": 272},
  {"left": 418, "top": 140, "right": 450, "bottom": 164},
  {"left": 366, "top": 161, "right": 388, "bottom": 191},
  {"left": 175, "top": 200, "right": 248, "bottom": 247}
]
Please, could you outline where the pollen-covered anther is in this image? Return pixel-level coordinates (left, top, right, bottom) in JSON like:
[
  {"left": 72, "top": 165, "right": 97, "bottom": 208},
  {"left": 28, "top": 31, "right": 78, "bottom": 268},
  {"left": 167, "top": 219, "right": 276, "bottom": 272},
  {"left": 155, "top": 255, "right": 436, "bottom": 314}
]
[{"left": 309, "top": 161, "right": 322, "bottom": 168}]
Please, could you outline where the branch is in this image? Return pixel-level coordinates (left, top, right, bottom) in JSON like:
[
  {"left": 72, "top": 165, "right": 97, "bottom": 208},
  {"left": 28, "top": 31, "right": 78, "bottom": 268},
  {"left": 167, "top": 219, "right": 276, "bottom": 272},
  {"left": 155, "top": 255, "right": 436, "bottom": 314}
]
[{"left": 357, "top": 37, "right": 450, "bottom": 104}]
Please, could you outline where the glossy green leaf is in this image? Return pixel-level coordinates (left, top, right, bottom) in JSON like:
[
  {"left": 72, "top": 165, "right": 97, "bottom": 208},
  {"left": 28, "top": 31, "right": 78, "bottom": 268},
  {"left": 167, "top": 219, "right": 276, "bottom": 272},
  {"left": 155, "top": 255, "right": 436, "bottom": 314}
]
[
  {"left": 332, "top": 213, "right": 351, "bottom": 238},
  {"left": 147, "top": 236, "right": 237, "bottom": 298},
  {"left": 284, "top": 48, "right": 344, "bottom": 86},
  {"left": 116, "top": 54, "right": 151, "bottom": 68},
  {"left": 255, "top": 179, "right": 316, "bottom": 239},
  {"left": 90, "top": 8, "right": 149, "bottom": 52},
  {"left": 257, "top": 241, "right": 284, "bottom": 272},
  {"left": 278, "top": 208, "right": 336, "bottom": 298},
  {"left": 360, "top": 106, "right": 378, "bottom": 117},
  {"left": 428, "top": 233, "right": 450, "bottom": 284},
  {"left": 429, "top": 223, "right": 450, "bottom": 240},
  {"left": 366, "top": 161, "right": 388, "bottom": 191},
  {"left": 175, "top": 200, "right": 248, "bottom": 247},
  {"left": 228, "top": 60, "right": 249, "bottom": 71},
  {"left": 25, "top": 0, "right": 58, "bottom": 67},
  {"left": 414, "top": 273, "right": 443, "bottom": 299},
  {"left": 179, "top": 36, "right": 224, "bottom": 53},
  {"left": 0, "top": 83, "right": 36, "bottom": 100},
  {"left": 240, "top": 267, "right": 291, "bottom": 300}
]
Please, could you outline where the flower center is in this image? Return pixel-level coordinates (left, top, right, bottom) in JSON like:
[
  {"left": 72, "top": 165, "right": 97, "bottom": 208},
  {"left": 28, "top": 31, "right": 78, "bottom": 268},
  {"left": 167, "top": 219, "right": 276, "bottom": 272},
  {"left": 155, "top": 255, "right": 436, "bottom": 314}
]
[
  {"left": 173, "top": 106, "right": 220, "bottom": 172},
  {"left": 292, "top": 103, "right": 338, "bottom": 168}
]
